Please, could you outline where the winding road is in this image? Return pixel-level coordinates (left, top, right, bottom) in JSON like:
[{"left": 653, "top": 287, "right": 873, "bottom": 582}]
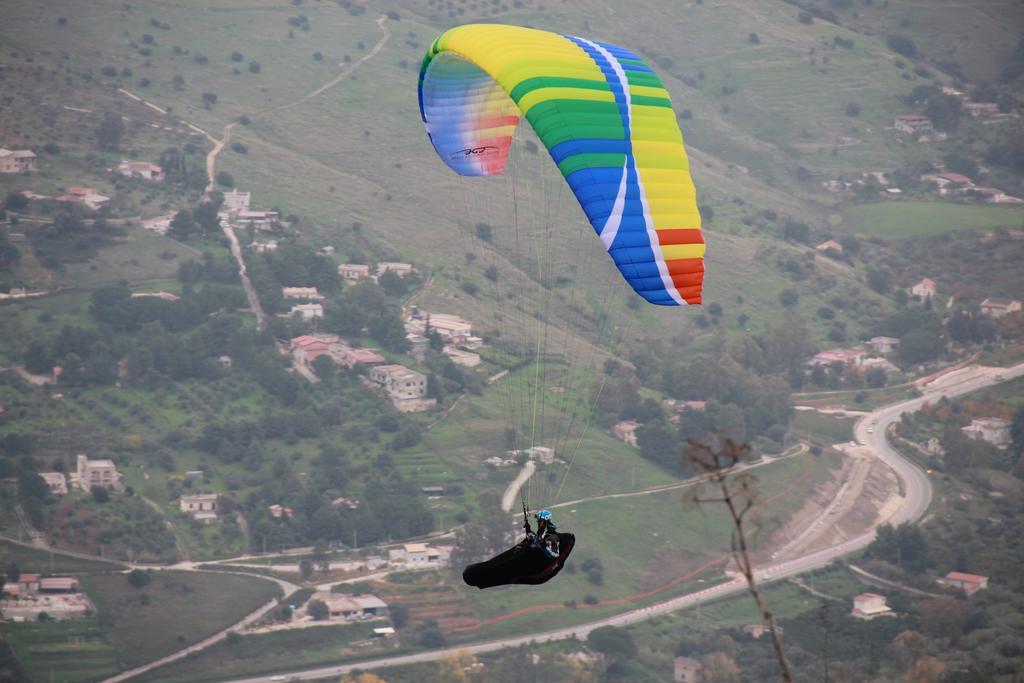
[{"left": 218, "top": 361, "right": 1024, "bottom": 683}]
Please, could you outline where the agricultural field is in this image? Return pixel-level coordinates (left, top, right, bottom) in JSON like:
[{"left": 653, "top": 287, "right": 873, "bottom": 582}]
[
  {"left": 135, "top": 622, "right": 387, "bottom": 683},
  {"left": 0, "top": 540, "right": 123, "bottom": 574},
  {"left": 839, "top": 202, "right": 1024, "bottom": 239},
  {"left": 79, "top": 570, "right": 282, "bottom": 670},
  {"left": 0, "top": 618, "right": 120, "bottom": 683}
]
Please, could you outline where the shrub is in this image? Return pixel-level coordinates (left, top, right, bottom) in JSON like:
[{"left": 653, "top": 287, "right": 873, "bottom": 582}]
[
  {"left": 846, "top": 102, "right": 861, "bottom": 116},
  {"left": 231, "top": 50, "right": 243, "bottom": 62},
  {"left": 249, "top": 61, "right": 261, "bottom": 73},
  {"left": 312, "top": 51, "right": 323, "bottom": 61},
  {"left": 474, "top": 222, "right": 492, "bottom": 242},
  {"left": 127, "top": 569, "right": 151, "bottom": 588},
  {"left": 748, "top": 32, "right": 760, "bottom": 44},
  {"left": 216, "top": 171, "right": 235, "bottom": 187},
  {"left": 886, "top": 34, "right": 918, "bottom": 58},
  {"left": 230, "top": 142, "right": 248, "bottom": 154},
  {"left": 798, "top": 11, "right": 813, "bottom": 24}
]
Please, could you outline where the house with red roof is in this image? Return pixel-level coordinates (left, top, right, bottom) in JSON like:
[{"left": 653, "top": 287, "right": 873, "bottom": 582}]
[{"left": 938, "top": 571, "right": 988, "bottom": 596}]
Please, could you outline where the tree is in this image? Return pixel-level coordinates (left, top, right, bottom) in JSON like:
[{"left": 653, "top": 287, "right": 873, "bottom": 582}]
[
  {"left": 91, "top": 486, "right": 110, "bottom": 503},
  {"left": 95, "top": 111, "right": 125, "bottom": 151},
  {"left": 900, "top": 328, "right": 945, "bottom": 364},
  {"left": 474, "top": 222, "right": 492, "bottom": 242},
  {"left": 216, "top": 171, "right": 235, "bottom": 187},
  {"left": 127, "top": 569, "right": 151, "bottom": 588},
  {"left": 389, "top": 603, "right": 409, "bottom": 629},
  {"left": 845, "top": 102, "right": 861, "bottom": 116},
  {"left": 702, "top": 651, "right": 742, "bottom": 683},
  {"left": 201, "top": 92, "right": 218, "bottom": 108},
  {"left": 587, "top": 626, "right": 636, "bottom": 659},
  {"left": 231, "top": 50, "right": 244, "bottom": 61},
  {"left": 168, "top": 210, "right": 197, "bottom": 240},
  {"left": 778, "top": 289, "right": 799, "bottom": 307},
  {"left": 887, "top": 34, "right": 918, "bottom": 58},
  {"left": 307, "top": 599, "right": 329, "bottom": 620},
  {"left": 4, "top": 192, "right": 29, "bottom": 211},
  {"left": 5, "top": 562, "right": 20, "bottom": 583},
  {"left": 919, "top": 595, "right": 965, "bottom": 639},
  {"left": 299, "top": 559, "right": 314, "bottom": 580}
]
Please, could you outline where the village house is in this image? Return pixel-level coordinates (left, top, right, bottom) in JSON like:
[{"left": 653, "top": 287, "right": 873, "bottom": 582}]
[
  {"left": 961, "top": 417, "right": 1011, "bottom": 448},
  {"left": 235, "top": 210, "right": 278, "bottom": 231},
  {"left": 851, "top": 592, "right": 893, "bottom": 620},
  {"left": 376, "top": 262, "right": 414, "bottom": 278},
  {"left": 443, "top": 346, "right": 481, "bottom": 367},
  {"left": 611, "top": 421, "right": 640, "bottom": 447},
  {"left": 312, "top": 592, "right": 389, "bottom": 621},
  {"left": 979, "top": 297, "right": 1022, "bottom": 318},
  {"left": 39, "top": 577, "right": 79, "bottom": 593},
  {"left": 909, "top": 277, "right": 937, "bottom": 300},
  {"left": 282, "top": 287, "right": 323, "bottom": 301},
  {"left": 179, "top": 493, "right": 219, "bottom": 522},
  {"left": 522, "top": 445, "right": 556, "bottom": 464},
  {"left": 338, "top": 263, "right": 371, "bottom": 283},
  {"left": 674, "top": 656, "right": 704, "bottom": 683},
  {"left": 0, "top": 148, "right": 37, "bottom": 173},
  {"left": 251, "top": 240, "right": 278, "bottom": 253},
  {"left": 268, "top": 504, "right": 294, "bottom": 519},
  {"left": 894, "top": 114, "right": 933, "bottom": 134},
  {"left": 809, "top": 348, "right": 866, "bottom": 367},
  {"left": 742, "top": 623, "right": 783, "bottom": 639},
  {"left": 39, "top": 472, "right": 68, "bottom": 495},
  {"left": 938, "top": 571, "right": 989, "bottom": 596},
  {"left": 131, "top": 291, "right": 180, "bottom": 302},
  {"left": 815, "top": 239, "right": 843, "bottom": 253},
  {"left": 75, "top": 454, "right": 120, "bottom": 491},
  {"left": 330, "top": 496, "right": 360, "bottom": 509},
  {"left": 424, "top": 313, "right": 473, "bottom": 342},
  {"left": 370, "top": 364, "right": 427, "bottom": 400},
  {"left": 387, "top": 543, "right": 449, "bottom": 567},
  {"left": 333, "top": 345, "right": 386, "bottom": 368},
  {"left": 963, "top": 102, "right": 999, "bottom": 118},
  {"left": 222, "top": 190, "right": 251, "bottom": 213},
  {"left": 66, "top": 186, "right": 110, "bottom": 210},
  {"left": 290, "top": 335, "right": 335, "bottom": 364},
  {"left": 118, "top": 159, "right": 162, "bottom": 180},
  {"left": 289, "top": 303, "right": 323, "bottom": 320},
  {"left": 865, "top": 336, "right": 900, "bottom": 355}
]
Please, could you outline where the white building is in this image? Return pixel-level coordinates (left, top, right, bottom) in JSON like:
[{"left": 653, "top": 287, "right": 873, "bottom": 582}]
[
  {"left": 523, "top": 445, "right": 556, "bottom": 464},
  {"left": 851, "top": 593, "right": 892, "bottom": 620},
  {"left": 909, "top": 277, "right": 936, "bottom": 300},
  {"left": 118, "top": 159, "right": 162, "bottom": 180},
  {"left": 370, "top": 364, "right": 427, "bottom": 400},
  {"left": 865, "top": 336, "right": 900, "bottom": 354},
  {"left": 289, "top": 303, "right": 323, "bottom": 320},
  {"left": 251, "top": 240, "right": 278, "bottom": 253},
  {"left": 314, "top": 592, "right": 389, "bottom": 620},
  {"left": 75, "top": 454, "right": 120, "bottom": 491},
  {"left": 0, "top": 148, "right": 37, "bottom": 173},
  {"left": 39, "top": 472, "right": 68, "bottom": 495},
  {"left": 282, "top": 287, "right": 323, "bottom": 301},
  {"left": 222, "top": 190, "right": 251, "bottom": 212},
  {"left": 611, "top": 421, "right": 640, "bottom": 447},
  {"left": 339, "top": 264, "right": 371, "bottom": 283},
  {"left": 387, "top": 543, "right": 449, "bottom": 567},
  {"left": 376, "top": 262, "right": 413, "bottom": 277},
  {"left": 179, "top": 493, "right": 219, "bottom": 522},
  {"left": 235, "top": 210, "right": 278, "bottom": 231},
  {"left": 894, "top": 114, "right": 933, "bottom": 134},
  {"left": 962, "top": 417, "right": 1011, "bottom": 448},
  {"left": 979, "top": 297, "right": 1022, "bottom": 318},
  {"left": 425, "top": 313, "right": 473, "bottom": 341}
]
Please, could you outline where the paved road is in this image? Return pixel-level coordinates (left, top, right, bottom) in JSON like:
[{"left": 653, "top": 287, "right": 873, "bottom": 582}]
[{"left": 219, "top": 363, "right": 1024, "bottom": 683}]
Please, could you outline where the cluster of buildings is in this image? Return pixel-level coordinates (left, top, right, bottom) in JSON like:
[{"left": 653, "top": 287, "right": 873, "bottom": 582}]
[
  {"left": 338, "top": 261, "right": 414, "bottom": 284},
  {"left": 1, "top": 574, "right": 90, "bottom": 622},
  {"left": 220, "top": 189, "right": 279, "bottom": 233},
  {"left": 36, "top": 455, "right": 122, "bottom": 496},
  {"left": 808, "top": 336, "right": 902, "bottom": 373},
  {"left": 919, "top": 171, "right": 1022, "bottom": 204},
  {"left": 404, "top": 307, "right": 483, "bottom": 367}
]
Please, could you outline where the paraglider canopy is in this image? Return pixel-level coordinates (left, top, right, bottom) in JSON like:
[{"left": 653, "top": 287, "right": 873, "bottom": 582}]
[{"left": 419, "top": 24, "right": 705, "bottom": 306}]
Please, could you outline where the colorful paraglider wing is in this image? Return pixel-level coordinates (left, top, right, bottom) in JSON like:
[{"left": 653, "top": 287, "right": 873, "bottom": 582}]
[{"left": 419, "top": 24, "right": 703, "bottom": 305}]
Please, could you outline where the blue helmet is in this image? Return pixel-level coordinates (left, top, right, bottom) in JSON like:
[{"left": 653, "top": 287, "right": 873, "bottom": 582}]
[{"left": 535, "top": 509, "right": 552, "bottom": 521}]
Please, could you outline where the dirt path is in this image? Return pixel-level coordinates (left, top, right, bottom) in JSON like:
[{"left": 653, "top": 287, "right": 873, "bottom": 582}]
[{"left": 501, "top": 460, "right": 536, "bottom": 512}]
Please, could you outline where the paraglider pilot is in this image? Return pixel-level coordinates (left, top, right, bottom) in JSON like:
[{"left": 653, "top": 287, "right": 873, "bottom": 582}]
[{"left": 524, "top": 507, "right": 560, "bottom": 560}]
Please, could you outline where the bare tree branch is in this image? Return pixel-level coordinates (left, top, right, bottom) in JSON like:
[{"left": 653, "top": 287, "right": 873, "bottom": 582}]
[{"left": 684, "top": 438, "right": 793, "bottom": 683}]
